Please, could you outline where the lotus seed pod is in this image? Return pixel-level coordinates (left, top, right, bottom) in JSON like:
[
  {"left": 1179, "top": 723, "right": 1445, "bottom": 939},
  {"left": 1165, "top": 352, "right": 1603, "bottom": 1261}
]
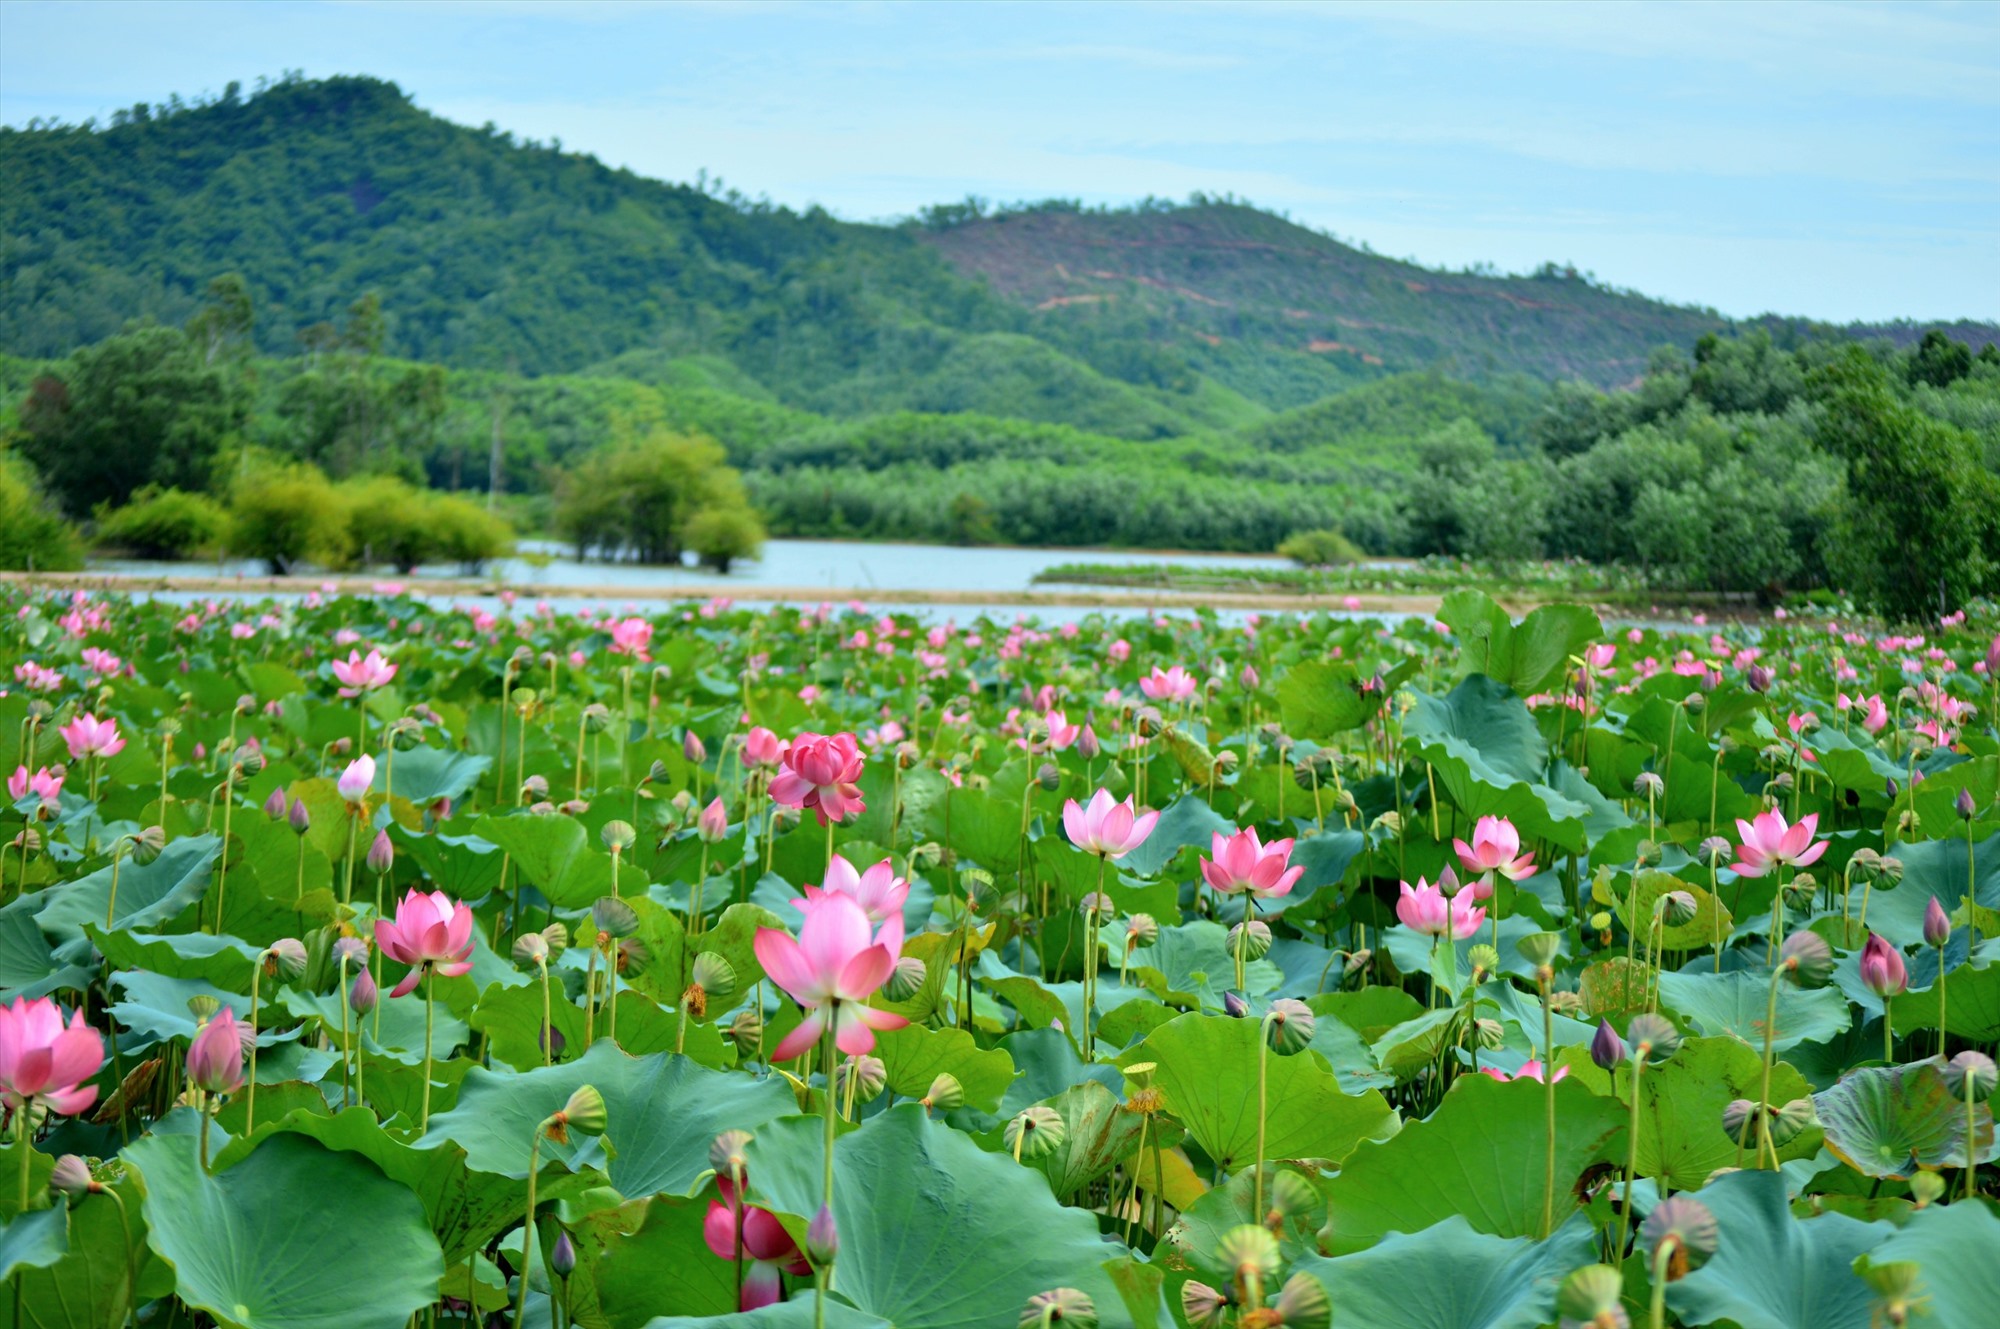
[
  {"left": 1591, "top": 1019, "right": 1627, "bottom": 1070},
  {"left": 600, "top": 820, "right": 637, "bottom": 852},
  {"left": 1020, "top": 1288, "right": 1096, "bottom": 1328},
  {"left": 1180, "top": 1281, "right": 1229, "bottom": 1329},
  {"left": 521, "top": 774, "right": 550, "bottom": 801},
  {"left": 1907, "top": 1171, "right": 1945, "bottom": 1208},
  {"left": 690, "top": 952, "right": 736, "bottom": 998},
  {"left": 1876, "top": 855, "right": 1903, "bottom": 886},
  {"left": 727, "top": 1007, "right": 763, "bottom": 1056},
  {"left": 1346, "top": 949, "right": 1373, "bottom": 976},
  {"left": 1589, "top": 909, "right": 1613, "bottom": 934},
  {"left": 49, "top": 1154, "right": 96, "bottom": 1199},
  {"left": 556, "top": 1084, "right": 608, "bottom": 1137},
  {"left": 709, "top": 1129, "right": 754, "bottom": 1179},
  {"left": 1215, "top": 750, "right": 1240, "bottom": 773},
  {"left": 1227, "top": 919, "right": 1272, "bottom": 960},
  {"left": 331, "top": 934, "right": 369, "bottom": 969},
  {"left": 592, "top": 896, "right": 639, "bottom": 939},
  {"left": 1079, "top": 891, "right": 1117, "bottom": 921},
  {"left": 1633, "top": 839, "right": 1663, "bottom": 869},
  {"left": 1633, "top": 771, "right": 1664, "bottom": 798},
  {"left": 1371, "top": 810, "right": 1403, "bottom": 838},
  {"left": 1005, "top": 1105, "right": 1066, "bottom": 1160},
  {"left": 186, "top": 994, "right": 220, "bottom": 1022},
  {"left": 1036, "top": 762, "right": 1062, "bottom": 792},
  {"left": 1778, "top": 930, "right": 1834, "bottom": 988},
  {"left": 922, "top": 1073, "right": 964, "bottom": 1111},
  {"left": 1697, "top": 835, "right": 1732, "bottom": 866},
  {"left": 1682, "top": 691, "right": 1706, "bottom": 714},
  {"left": 1721, "top": 1098, "right": 1758, "bottom": 1142},
  {"left": 1517, "top": 931, "right": 1562, "bottom": 969},
  {"left": 910, "top": 841, "right": 944, "bottom": 870},
  {"left": 1781, "top": 874, "right": 1816, "bottom": 909},
  {"left": 1475, "top": 1017, "right": 1505, "bottom": 1050},
  {"left": 1265, "top": 998, "right": 1316, "bottom": 1054},
  {"left": 1660, "top": 891, "right": 1698, "bottom": 926},
  {"left": 1625, "top": 1013, "right": 1681, "bottom": 1063},
  {"left": 1135, "top": 707, "right": 1164, "bottom": 738},
  {"left": 881, "top": 954, "right": 927, "bottom": 1001},
  {"left": 1641, "top": 1195, "right": 1718, "bottom": 1281},
  {"left": 1274, "top": 1272, "right": 1331, "bottom": 1329},
  {"left": 541, "top": 922, "right": 571, "bottom": 956},
  {"left": 1858, "top": 1259, "right": 1924, "bottom": 1326},
  {"left": 806, "top": 1204, "right": 839, "bottom": 1269},
  {"left": 1124, "top": 913, "right": 1160, "bottom": 948},
  {"left": 835, "top": 1054, "right": 887, "bottom": 1104},
  {"left": 513, "top": 932, "right": 550, "bottom": 965},
  {"left": 264, "top": 937, "right": 308, "bottom": 982},
  {"left": 1943, "top": 1050, "right": 1996, "bottom": 1102},
  {"left": 1466, "top": 943, "right": 1500, "bottom": 983},
  {"left": 895, "top": 740, "right": 922, "bottom": 770},
  {"left": 1216, "top": 1223, "right": 1281, "bottom": 1279},
  {"left": 1548, "top": 989, "right": 1583, "bottom": 1016},
  {"left": 1768, "top": 1097, "right": 1818, "bottom": 1147},
  {"left": 1556, "top": 1264, "right": 1627, "bottom": 1329},
  {"left": 233, "top": 745, "right": 266, "bottom": 776},
  {"left": 1263, "top": 1168, "right": 1318, "bottom": 1224}
]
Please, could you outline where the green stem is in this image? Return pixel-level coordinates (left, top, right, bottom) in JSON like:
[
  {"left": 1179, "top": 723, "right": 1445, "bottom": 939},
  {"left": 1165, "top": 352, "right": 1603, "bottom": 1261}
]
[
  {"left": 1756, "top": 968, "right": 1782, "bottom": 1170},
  {"left": 1649, "top": 1238, "right": 1674, "bottom": 1329},
  {"left": 510, "top": 1127, "right": 544, "bottom": 1329},
  {"left": 421, "top": 976, "right": 435, "bottom": 1132},
  {"left": 817, "top": 1015, "right": 839, "bottom": 1329},
  {"left": 1234, "top": 892, "right": 1251, "bottom": 993},
  {"left": 1540, "top": 971, "right": 1556, "bottom": 1239},
  {"left": 1615, "top": 1057, "right": 1647, "bottom": 1257},
  {"left": 1253, "top": 1011, "right": 1270, "bottom": 1228},
  {"left": 540, "top": 963, "right": 553, "bottom": 1068},
  {"left": 1967, "top": 1070, "right": 1979, "bottom": 1201},
  {"left": 247, "top": 963, "right": 261, "bottom": 1133},
  {"left": 106, "top": 845, "right": 124, "bottom": 929},
  {"left": 1937, "top": 943, "right": 1949, "bottom": 1061},
  {"left": 106, "top": 1186, "right": 139, "bottom": 1329}
]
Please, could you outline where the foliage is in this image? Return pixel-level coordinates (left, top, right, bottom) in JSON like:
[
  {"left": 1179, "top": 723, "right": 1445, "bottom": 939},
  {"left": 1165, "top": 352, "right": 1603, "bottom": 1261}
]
[
  {"left": 1276, "top": 528, "right": 1362, "bottom": 568},
  {"left": 554, "top": 430, "right": 751, "bottom": 565},
  {"left": 0, "top": 449, "right": 83, "bottom": 570},
  {"left": 227, "top": 459, "right": 351, "bottom": 572},
  {"left": 93, "top": 485, "right": 232, "bottom": 559}
]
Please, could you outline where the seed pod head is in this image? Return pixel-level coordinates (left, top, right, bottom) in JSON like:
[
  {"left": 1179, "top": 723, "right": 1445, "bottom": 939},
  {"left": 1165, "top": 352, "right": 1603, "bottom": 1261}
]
[
  {"left": 1641, "top": 1195, "right": 1718, "bottom": 1281},
  {"left": 1079, "top": 891, "right": 1117, "bottom": 921},
  {"left": 881, "top": 953, "right": 927, "bottom": 1001},
  {"left": 1556, "top": 1264, "right": 1628, "bottom": 1329},
  {"left": 1908, "top": 1171, "right": 1946, "bottom": 1208},
  {"left": 1517, "top": 931, "right": 1562, "bottom": 970},
  {"left": 1036, "top": 762, "right": 1062, "bottom": 792},
  {"left": 600, "top": 819, "right": 637, "bottom": 853},
  {"left": 264, "top": 937, "right": 308, "bottom": 982},
  {"left": 186, "top": 994, "right": 220, "bottom": 1022},
  {"left": 1134, "top": 706, "right": 1164, "bottom": 738},
  {"left": 592, "top": 896, "right": 639, "bottom": 940},
  {"left": 1721, "top": 1098, "right": 1758, "bottom": 1142},
  {"left": 1875, "top": 855, "right": 1903, "bottom": 886},
  {"left": 1625, "top": 1013, "right": 1681, "bottom": 1064},
  {"left": 1263, "top": 1168, "right": 1319, "bottom": 1227},
  {"left": 807, "top": 1204, "right": 839, "bottom": 1269},
  {"left": 1768, "top": 1097, "right": 1818, "bottom": 1147},
  {"left": 49, "top": 1154, "right": 96, "bottom": 1199},
  {"left": 1474, "top": 1017, "right": 1506, "bottom": 1050},
  {"left": 922, "top": 1072, "right": 964, "bottom": 1112},
  {"left": 1781, "top": 873, "right": 1816, "bottom": 909},
  {"left": 1180, "top": 1281, "right": 1230, "bottom": 1329},
  {"left": 1273, "top": 1272, "right": 1331, "bottom": 1329},
  {"left": 1021, "top": 1288, "right": 1096, "bottom": 1329},
  {"left": 1923, "top": 896, "right": 1951, "bottom": 948},
  {"left": 1634, "top": 771, "right": 1664, "bottom": 798},
  {"left": 513, "top": 931, "right": 550, "bottom": 966},
  {"left": 1005, "top": 1105, "right": 1066, "bottom": 1160},
  {"left": 1466, "top": 943, "right": 1500, "bottom": 985},
  {"left": 1216, "top": 1223, "right": 1281, "bottom": 1282},
  {"left": 690, "top": 951, "right": 736, "bottom": 999},
  {"left": 550, "top": 1228, "right": 577, "bottom": 1277},
  {"left": 835, "top": 1054, "right": 887, "bottom": 1105},
  {"left": 550, "top": 1084, "right": 608, "bottom": 1139},
  {"left": 1265, "top": 998, "right": 1316, "bottom": 1054},
  {"left": 1943, "top": 1050, "right": 1996, "bottom": 1102},
  {"left": 727, "top": 1007, "right": 763, "bottom": 1056},
  {"left": 1227, "top": 919, "right": 1272, "bottom": 961},
  {"left": 1660, "top": 890, "right": 1698, "bottom": 927},
  {"left": 1697, "top": 835, "right": 1732, "bottom": 866},
  {"left": 1858, "top": 1259, "right": 1925, "bottom": 1327},
  {"left": 1778, "top": 930, "right": 1834, "bottom": 988},
  {"left": 709, "top": 1129, "right": 754, "bottom": 1182}
]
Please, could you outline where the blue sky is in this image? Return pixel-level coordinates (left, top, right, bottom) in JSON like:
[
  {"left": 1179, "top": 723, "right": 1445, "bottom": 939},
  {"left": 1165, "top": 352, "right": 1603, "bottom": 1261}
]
[{"left": 4, "top": 0, "right": 1996, "bottom": 323}]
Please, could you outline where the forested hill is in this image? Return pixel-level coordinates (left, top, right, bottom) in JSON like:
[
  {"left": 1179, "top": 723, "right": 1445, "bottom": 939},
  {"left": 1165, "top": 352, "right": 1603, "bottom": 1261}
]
[{"left": 9, "top": 73, "right": 1989, "bottom": 435}]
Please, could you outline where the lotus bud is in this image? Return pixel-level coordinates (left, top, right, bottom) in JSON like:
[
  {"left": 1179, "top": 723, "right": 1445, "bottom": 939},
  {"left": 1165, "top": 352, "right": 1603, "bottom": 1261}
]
[
  {"left": 1923, "top": 896, "right": 1951, "bottom": 948},
  {"left": 1633, "top": 771, "right": 1664, "bottom": 799},
  {"left": 1228, "top": 919, "right": 1272, "bottom": 960},
  {"left": 186, "top": 1009, "right": 247, "bottom": 1095},
  {"left": 1556, "top": 1263, "right": 1627, "bottom": 1329},
  {"left": 1778, "top": 930, "right": 1834, "bottom": 988},
  {"left": 263, "top": 788, "right": 289, "bottom": 820},
  {"left": 1768, "top": 1097, "right": 1818, "bottom": 1147},
  {"left": 592, "top": 896, "right": 638, "bottom": 939},
  {"left": 349, "top": 965, "right": 378, "bottom": 1015},
  {"left": 1076, "top": 726, "right": 1100, "bottom": 760},
  {"left": 287, "top": 796, "right": 312, "bottom": 837},
  {"left": 1517, "top": 931, "right": 1562, "bottom": 969},
  {"left": 1944, "top": 1050, "right": 1996, "bottom": 1102},
  {"left": 807, "top": 1204, "right": 839, "bottom": 1269},
  {"left": 547, "top": 1084, "right": 607, "bottom": 1141},
  {"left": 1222, "top": 990, "right": 1250, "bottom": 1019},
  {"left": 49, "top": 1153, "right": 98, "bottom": 1201},
  {"left": 922, "top": 1073, "right": 964, "bottom": 1111},
  {"left": 513, "top": 932, "right": 550, "bottom": 966},
  {"left": 1745, "top": 664, "right": 1773, "bottom": 692},
  {"left": 690, "top": 952, "right": 736, "bottom": 999},
  {"left": 696, "top": 799, "right": 728, "bottom": 843},
  {"left": 882, "top": 954, "right": 927, "bottom": 1001},
  {"left": 364, "top": 829, "right": 394, "bottom": 876},
  {"left": 1626, "top": 1013, "right": 1681, "bottom": 1063},
  {"left": 1275, "top": 1272, "right": 1331, "bottom": 1329},
  {"left": 683, "top": 730, "right": 707, "bottom": 764},
  {"left": 601, "top": 820, "right": 637, "bottom": 853},
  {"left": 1956, "top": 788, "right": 1977, "bottom": 820},
  {"left": 1005, "top": 1105, "right": 1065, "bottom": 1160},
  {"left": 1859, "top": 933, "right": 1908, "bottom": 997},
  {"left": 1266, "top": 998, "right": 1316, "bottom": 1054},
  {"left": 1591, "top": 1019, "right": 1627, "bottom": 1069},
  {"left": 1180, "top": 1281, "right": 1229, "bottom": 1329},
  {"left": 1908, "top": 1171, "right": 1945, "bottom": 1208},
  {"left": 1021, "top": 1288, "right": 1095, "bottom": 1328},
  {"left": 835, "top": 1054, "right": 887, "bottom": 1104},
  {"left": 727, "top": 1007, "right": 763, "bottom": 1056},
  {"left": 1467, "top": 944, "right": 1500, "bottom": 985},
  {"left": 1659, "top": 891, "right": 1698, "bottom": 926},
  {"left": 1239, "top": 664, "right": 1261, "bottom": 691},
  {"left": 1036, "top": 762, "right": 1062, "bottom": 792},
  {"left": 264, "top": 937, "right": 308, "bottom": 982}
]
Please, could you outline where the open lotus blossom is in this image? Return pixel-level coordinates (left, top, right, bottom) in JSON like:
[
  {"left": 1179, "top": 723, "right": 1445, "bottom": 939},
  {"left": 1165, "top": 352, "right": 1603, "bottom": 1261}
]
[
  {"left": 1859, "top": 932, "right": 1908, "bottom": 997},
  {"left": 607, "top": 617, "right": 654, "bottom": 659},
  {"left": 330, "top": 648, "right": 398, "bottom": 697},
  {"left": 744, "top": 726, "right": 785, "bottom": 769},
  {"left": 0, "top": 995, "right": 105, "bottom": 1118},
  {"left": 1042, "top": 709, "right": 1081, "bottom": 751},
  {"left": 1063, "top": 788, "right": 1159, "bottom": 860},
  {"left": 59, "top": 713, "right": 125, "bottom": 761},
  {"left": 754, "top": 891, "right": 907, "bottom": 1060},
  {"left": 1859, "top": 695, "right": 1890, "bottom": 734},
  {"left": 8, "top": 765, "right": 64, "bottom": 805},
  {"left": 768, "top": 731, "right": 866, "bottom": 825},
  {"left": 1139, "top": 664, "right": 1197, "bottom": 702},
  {"left": 705, "top": 1176, "right": 812, "bottom": 1310},
  {"left": 1397, "top": 877, "right": 1486, "bottom": 939},
  {"left": 1479, "top": 1059, "right": 1569, "bottom": 1084},
  {"left": 1199, "top": 828, "right": 1303, "bottom": 900},
  {"left": 1729, "top": 808, "right": 1827, "bottom": 878},
  {"left": 374, "top": 888, "right": 476, "bottom": 997},
  {"left": 337, "top": 754, "right": 377, "bottom": 803},
  {"left": 1453, "top": 815, "right": 1535, "bottom": 883},
  {"left": 804, "top": 853, "right": 910, "bottom": 925}
]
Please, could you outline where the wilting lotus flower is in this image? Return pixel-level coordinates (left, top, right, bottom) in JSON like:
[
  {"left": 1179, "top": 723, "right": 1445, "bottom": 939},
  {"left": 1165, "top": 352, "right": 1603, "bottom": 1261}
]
[
  {"left": 1859, "top": 932, "right": 1908, "bottom": 997},
  {"left": 58, "top": 713, "right": 124, "bottom": 761},
  {"left": 1199, "top": 828, "right": 1303, "bottom": 900},
  {"left": 185, "top": 1008, "right": 248, "bottom": 1095},
  {"left": 1453, "top": 815, "right": 1535, "bottom": 882},
  {"left": 1063, "top": 788, "right": 1159, "bottom": 860},
  {"left": 7, "top": 765, "right": 64, "bottom": 805},
  {"left": 768, "top": 731, "right": 866, "bottom": 825},
  {"left": 337, "top": 754, "right": 376, "bottom": 804},
  {"left": 1729, "top": 809, "right": 1826, "bottom": 878},
  {"left": 1397, "top": 877, "right": 1485, "bottom": 939},
  {"left": 704, "top": 1176, "right": 812, "bottom": 1310},
  {"left": 374, "top": 889, "right": 476, "bottom": 997},
  {"left": 804, "top": 853, "right": 910, "bottom": 926},
  {"left": 0, "top": 995, "right": 105, "bottom": 1117},
  {"left": 330, "top": 648, "right": 397, "bottom": 697},
  {"left": 754, "top": 892, "right": 908, "bottom": 1060},
  {"left": 1140, "top": 665, "right": 1197, "bottom": 702},
  {"left": 1479, "top": 1058, "right": 1568, "bottom": 1084}
]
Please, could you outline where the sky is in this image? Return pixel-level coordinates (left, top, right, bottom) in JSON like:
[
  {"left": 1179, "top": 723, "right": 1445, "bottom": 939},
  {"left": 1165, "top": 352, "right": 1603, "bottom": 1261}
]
[{"left": 3, "top": 0, "right": 1996, "bottom": 323}]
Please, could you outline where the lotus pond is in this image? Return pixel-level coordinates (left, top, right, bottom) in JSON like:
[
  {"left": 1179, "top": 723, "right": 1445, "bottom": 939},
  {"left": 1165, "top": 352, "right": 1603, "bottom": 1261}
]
[{"left": 2, "top": 586, "right": 1996, "bottom": 1329}]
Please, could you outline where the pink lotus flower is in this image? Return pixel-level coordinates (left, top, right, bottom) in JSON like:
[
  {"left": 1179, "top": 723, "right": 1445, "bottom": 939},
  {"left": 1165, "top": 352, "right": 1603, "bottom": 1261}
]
[
  {"left": 337, "top": 754, "right": 376, "bottom": 803},
  {"left": 374, "top": 889, "right": 476, "bottom": 998},
  {"left": 803, "top": 854, "right": 909, "bottom": 925},
  {"left": 1859, "top": 932, "right": 1907, "bottom": 997},
  {"left": 608, "top": 617, "right": 654, "bottom": 659},
  {"left": 0, "top": 995, "right": 105, "bottom": 1117},
  {"left": 697, "top": 796, "right": 729, "bottom": 843},
  {"left": 1453, "top": 815, "right": 1535, "bottom": 883},
  {"left": 80, "top": 647, "right": 121, "bottom": 676},
  {"left": 185, "top": 1008, "right": 248, "bottom": 1094},
  {"left": 754, "top": 892, "right": 907, "bottom": 1061},
  {"left": 59, "top": 713, "right": 124, "bottom": 761},
  {"left": 768, "top": 731, "right": 866, "bottom": 825},
  {"left": 1729, "top": 809, "right": 1827, "bottom": 878},
  {"left": 12, "top": 661, "right": 61, "bottom": 692},
  {"left": 1860, "top": 695, "right": 1890, "bottom": 734},
  {"left": 744, "top": 726, "right": 785, "bottom": 769},
  {"left": 1479, "top": 1059, "right": 1569, "bottom": 1084},
  {"left": 8, "top": 765, "right": 64, "bottom": 805},
  {"left": 705, "top": 1176, "right": 811, "bottom": 1309},
  {"left": 1062, "top": 788, "right": 1159, "bottom": 860},
  {"left": 1199, "top": 828, "right": 1303, "bottom": 900},
  {"left": 330, "top": 648, "right": 397, "bottom": 697},
  {"left": 1396, "top": 877, "right": 1485, "bottom": 939},
  {"left": 1043, "top": 709, "right": 1080, "bottom": 750},
  {"left": 1140, "top": 665, "right": 1197, "bottom": 702}
]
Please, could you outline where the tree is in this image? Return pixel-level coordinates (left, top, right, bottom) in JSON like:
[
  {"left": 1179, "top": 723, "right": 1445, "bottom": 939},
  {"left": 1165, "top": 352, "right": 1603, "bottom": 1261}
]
[{"left": 186, "top": 274, "right": 255, "bottom": 365}]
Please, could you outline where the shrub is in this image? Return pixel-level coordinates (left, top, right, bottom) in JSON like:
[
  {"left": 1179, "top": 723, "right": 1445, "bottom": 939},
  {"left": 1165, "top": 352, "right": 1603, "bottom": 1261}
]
[
  {"left": 684, "top": 504, "right": 764, "bottom": 574},
  {"left": 230, "top": 462, "right": 350, "bottom": 573},
  {"left": 429, "top": 493, "right": 513, "bottom": 571},
  {"left": 1278, "top": 528, "right": 1363, "bottom": 567},
  {"left": 0, "top": 452, "right": 84, "bottom": 571},
  {"left": 342, "top": 475, "right": 433, "bottom": 572},
  {"left": 94, "top": 486, "right": 231, "bottom": 559}
]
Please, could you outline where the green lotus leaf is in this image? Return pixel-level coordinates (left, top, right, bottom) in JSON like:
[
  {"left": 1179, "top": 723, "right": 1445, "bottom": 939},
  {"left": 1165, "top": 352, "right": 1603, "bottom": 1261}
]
[
  {"left": 1852, "top": 1200, "right": 2000, "bottom": 1329},
  {"left": 0, "top": 901, "right": 94, "bottom": 1000},
  {"left": 868, "top": 1021, "right": 1015, "bottom": 1112},
  {"left": 0, "top": 1170, "right": 171, "bottom": 1328},
  {"left": 376, "top": 745, "right": 491, "bottom": 806},
  {"left": 1888, "top": 959, "right": 2000, "bottom": 1041},
  {"left": 1292, "top": 1212, "right": 1597, "bottom": 1329},
  {"left": 0, "top": 1205, "right": 66, "bottom": 1283},
  {"left": 32, "top": 834, "right": 220, "bottom": 939},
  {"left": 1812, "top": 1060, "right": 1996, "bottom": 1179},
  {"left": 84, "top": 926, "right": 261, "bottom": 991},
  {"left": 1665, "top": 1169, "right": 1890, "bottom": 1329},
  {"left": 1657, "top": 969, "right": 1852, "bottom": 1053},
  {"left": 1113, "top": 793, "right": 1230, "bottom": 878},
  {"left": 471, "top": 811, "right": 615, "bottom": 908},
  {"left": 1436, "top": 592, "right": 1601, "bottom": 697},
  {"left": 999, "top": 1079, "right": 1152, "bottom": 1202}
]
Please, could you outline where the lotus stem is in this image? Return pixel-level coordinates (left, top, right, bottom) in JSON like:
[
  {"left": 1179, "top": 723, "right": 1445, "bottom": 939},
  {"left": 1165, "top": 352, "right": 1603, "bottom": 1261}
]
[
  {"left": 106, "top": 841, "right": 125, "bottom": 929},
  {"left": 105, "top": 1185, "right": 139, "bottom": 1329},
  {"left": 338, "top": 955, "right": 353, "bottom": 1107},
  {"left": 247, "top": 963, "right": 261, "bottom": 1132},
  {"left": 1966, "top": 1070, "right": 1979, "bottom": 1200},
  {"left": 1614, "top": 1055, "right": 1648, "bottom": 1257},
  {"left": 1539, "top": 967, "right": 1556, "bottom": 1239},
  {"left": 420, "top": 975, "right": 435, "bottom": 1132},
  {"left": 539, "top": 961, "right": 553, "bottom": 1068},
  {"left": 1648, "top": 1237, "right": 1675, "bottom": 1329},
  {"left": 1755, "top": 967, "right": 1782, "bottom": 1170},
  {"left": 1937, "top": 940, "right": 1948, "bottom": 1061},
  {"left": 817, "top": 1015, "right": 839, "bottom": 1329},
  {"left": 511, "top": 1125, "right": 545, "bottom": 1329},
  {"left": 1254, "top": 1008, "right": 1271, "bottom": 1227}
]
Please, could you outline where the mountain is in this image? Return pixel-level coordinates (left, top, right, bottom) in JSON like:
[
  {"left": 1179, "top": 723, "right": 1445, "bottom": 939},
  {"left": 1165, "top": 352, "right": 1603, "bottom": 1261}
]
[{"left": 8, "top": 72, "right": 1987, "bottom": 443}]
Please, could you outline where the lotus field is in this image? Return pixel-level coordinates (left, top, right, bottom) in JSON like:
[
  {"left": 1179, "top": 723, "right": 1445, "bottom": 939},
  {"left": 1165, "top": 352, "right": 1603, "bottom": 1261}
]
[{"left": 5, "top": 584, "right": 2000, "bottom": 1329}]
